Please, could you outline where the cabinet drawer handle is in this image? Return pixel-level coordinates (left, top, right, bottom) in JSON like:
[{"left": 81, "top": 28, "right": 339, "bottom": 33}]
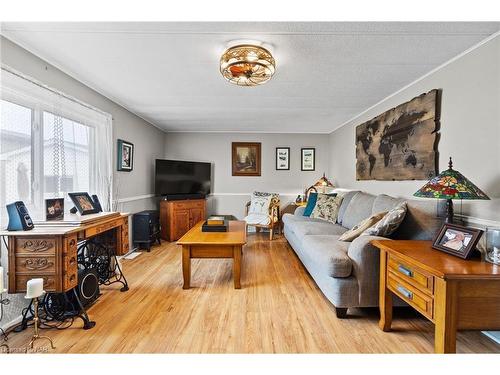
[
  {"left": 398, "top": 264, "right": 413, "bottom": 277},
  {"left": 397, "top": 285, "right": 413, "bottom": 300},
  {"left": 69, "top": 257, "right": 77, "bottom": 266}
]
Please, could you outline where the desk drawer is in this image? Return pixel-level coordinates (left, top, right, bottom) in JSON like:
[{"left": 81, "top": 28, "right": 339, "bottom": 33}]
[
  {"left": 388, "top": 254, "right": 434, "bottom": 294},
  {"left": 15, "top": 256, "right": 56, "bottom": 273},
  {"left": 171, "top": 201, "right": 205, "bottom": 210},
  {"left": 15, "top": 238, "right": 56, "bottom": 255},
  {"left": 388, "top": 273, "right": 433, "bottom": 320},
  {"left": 15, "top": 274, "right": 57, "bottom": 293}
]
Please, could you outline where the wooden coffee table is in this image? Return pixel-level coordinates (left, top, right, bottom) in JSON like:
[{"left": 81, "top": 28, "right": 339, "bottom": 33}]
[{"left": 177, "top": 220, "right": 247, "bottom": 289}]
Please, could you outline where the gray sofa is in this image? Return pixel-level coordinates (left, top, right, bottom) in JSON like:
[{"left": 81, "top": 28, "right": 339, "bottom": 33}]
[{"left": 282, "top": 191, "right": 442, "bottom": 318}]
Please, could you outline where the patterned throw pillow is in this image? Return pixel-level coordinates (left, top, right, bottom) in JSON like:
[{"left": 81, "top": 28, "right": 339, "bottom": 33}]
[
  {"left": 310, "top": 194, "right": 344, "bottom": 223},
  {"left": 338, "top": 211, "right": 387, "bottom": 242},
  {"left": 361, "top": 202, "right": 408, "bottom": 237},
  {"left": 248, "top": 195, "right": 271, "bottom": 215},
  {"left": 303, "top": 192, "right": 337, "bottom": 217}
]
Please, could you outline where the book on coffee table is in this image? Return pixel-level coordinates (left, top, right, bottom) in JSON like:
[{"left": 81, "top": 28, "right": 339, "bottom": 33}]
[
  {"left": 206, "top": 216, "right": 225, "bottom": 226},
  {"left": 202, "top": 219, "right": 228, "bottom": 232}
]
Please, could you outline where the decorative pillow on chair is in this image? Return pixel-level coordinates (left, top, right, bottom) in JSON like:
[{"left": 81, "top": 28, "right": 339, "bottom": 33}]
[
  {"left": 310, "top": 194, "right": 343, "bottom": 223},
  {"left": 245, "top": 191, "right": 280, "bottom": 226},
  {"left": 361, "top": 202, "right": 408, "bottom": 237},
  {"left": 338, "top": 211, "right": 387, "bottom": 242},
  {"left": 248, "top": 195, "right": 272, "bottom": 215}
]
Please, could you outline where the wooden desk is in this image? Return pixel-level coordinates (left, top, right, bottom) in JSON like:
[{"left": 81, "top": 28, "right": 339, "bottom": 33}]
[
  {"left": 0, "top": 212, "right": 129, "bottom": 294},
  {"left": 373, "top": 240, "right": 500, "bottom": 353},
  {"left": 177, "top": 221, "right": 247, "bottom": 289}
]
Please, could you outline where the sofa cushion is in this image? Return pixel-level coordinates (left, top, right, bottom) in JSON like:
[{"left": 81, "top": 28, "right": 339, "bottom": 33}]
[
  {"left": 336, "top": 190, "right": 359, "bottom": 225},
  {"left": 301, "top": 235, "right": 352, "bottom": 277},
  {"left": 294, "top": 222, "right": 348, "bottom": 237},
  {"left": 372, "top": 194, "right": 405, "bottom": 215},
  {"left": 338, "top": 211, "right": 387, "bottom": 242},
  {"left": 341, "top": 192, "right": 376, "bottom": 230},
  {"left": 310, "top": 194, "right": 344, "bottom": 223}
]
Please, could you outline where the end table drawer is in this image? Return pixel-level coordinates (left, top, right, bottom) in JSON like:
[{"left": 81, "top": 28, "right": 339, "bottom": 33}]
[
  {"left": 388, "top": 254, "right": 434, "bottom": 295},
  {"left": 388, "top": 273, "right": 433, "bottom": 320}
]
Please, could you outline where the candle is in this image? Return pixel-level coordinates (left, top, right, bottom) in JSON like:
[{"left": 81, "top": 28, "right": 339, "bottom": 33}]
[
  {"left": 0, "top": 266, "right": 4, "bottom": 292},
  {"left": 26, "top": 278, "right": 44, "bottom": 299}
]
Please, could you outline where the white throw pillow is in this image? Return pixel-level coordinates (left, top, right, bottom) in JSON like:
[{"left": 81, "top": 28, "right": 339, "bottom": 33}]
[{"left": 248, "top": 196, "right": 271, "bottom": 215}]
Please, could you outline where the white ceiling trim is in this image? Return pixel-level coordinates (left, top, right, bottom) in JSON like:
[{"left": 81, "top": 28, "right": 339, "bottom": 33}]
[{"left": 332, "top": 30, "right": 500, "bottom": 133}]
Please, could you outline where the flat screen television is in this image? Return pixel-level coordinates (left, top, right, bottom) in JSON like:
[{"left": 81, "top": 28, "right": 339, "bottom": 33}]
[{"left": 155, "top": 159, "right": 211, "bottom": 198}]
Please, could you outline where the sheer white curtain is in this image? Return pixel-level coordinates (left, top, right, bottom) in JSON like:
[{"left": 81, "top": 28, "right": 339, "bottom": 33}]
[{"left": 0, "top": 67, "right": 113, "bottom": 222}]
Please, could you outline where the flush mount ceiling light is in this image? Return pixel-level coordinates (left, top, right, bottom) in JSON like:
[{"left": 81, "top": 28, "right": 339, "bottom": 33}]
[{"left": 220, "top": 44, "right": 276, "bottom": 86}]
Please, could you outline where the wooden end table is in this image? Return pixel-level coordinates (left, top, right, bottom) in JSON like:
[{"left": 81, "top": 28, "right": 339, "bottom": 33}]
[
  {"left": 177, "top": 220, "right": 247, "bottom": 289},
  {"left": 372, "top": 240, "right": 500, "bottom": 353}
]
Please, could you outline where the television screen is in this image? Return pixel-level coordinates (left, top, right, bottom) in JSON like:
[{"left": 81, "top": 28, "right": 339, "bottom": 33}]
[{"left": 155, "top": 159, "right": 211, "bottom": 197}]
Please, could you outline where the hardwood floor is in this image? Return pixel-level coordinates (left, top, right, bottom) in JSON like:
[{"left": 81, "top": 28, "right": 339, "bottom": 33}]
[{"left": 4, "top": 233, "right": 499, "bottom": 353}]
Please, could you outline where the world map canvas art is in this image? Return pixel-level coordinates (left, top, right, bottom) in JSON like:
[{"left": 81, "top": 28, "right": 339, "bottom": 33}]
[{"left": 355, "top": 89, "right": 440, "bottom": 180}]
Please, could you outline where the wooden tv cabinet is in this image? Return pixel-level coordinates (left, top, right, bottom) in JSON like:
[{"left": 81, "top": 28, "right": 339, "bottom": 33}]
[{"left": 160, "top": 199, "right": 206, "bottom": 241}]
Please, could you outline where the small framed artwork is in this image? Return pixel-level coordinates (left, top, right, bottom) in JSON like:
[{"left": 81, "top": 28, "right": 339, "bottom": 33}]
[
  {"left": 117, "top": 139, "right": 134, "bottom": 172},
  {"left": 432, "top": 223, "right": 483, "bottom": 259},
  {"left": 276, "top": 147, "right": 290, "bottom": 170},
  {"left": 45, "top": 198, "right": 64, "bottom": 221},
  {"left": 68, "top": 192, "right": 98, "bottom": 215},
  {"left": 232, "top": 142, "right": 261, "bottom": 176},
  {"left": 301, "top": 148, "right": 315, "bottom": 171}
]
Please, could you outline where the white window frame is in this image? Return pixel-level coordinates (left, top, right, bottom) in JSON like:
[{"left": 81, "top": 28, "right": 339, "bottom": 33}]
[{"left": 1, "top": 66, "right": 113, "bottom": 218}]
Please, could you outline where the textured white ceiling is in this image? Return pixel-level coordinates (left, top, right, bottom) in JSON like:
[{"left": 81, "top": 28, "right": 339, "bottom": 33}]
[{"left": 1, "top": 22, "right": 499, "bottom": 133}]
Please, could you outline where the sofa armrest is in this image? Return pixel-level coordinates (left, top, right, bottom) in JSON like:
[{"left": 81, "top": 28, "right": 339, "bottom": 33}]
[
  {"left": 294, "top": 206, "right": 306, "bottom": 216},
  {"left": 347, "top": 235, "right": 391, "bottom": 306}
]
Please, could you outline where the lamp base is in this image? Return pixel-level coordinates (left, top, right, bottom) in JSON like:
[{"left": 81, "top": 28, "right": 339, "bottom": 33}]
[{"left": 445, "top": 199, "right": 454, "bottom": 224}]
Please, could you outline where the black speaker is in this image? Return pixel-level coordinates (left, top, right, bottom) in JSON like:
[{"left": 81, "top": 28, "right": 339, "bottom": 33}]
[
  {"left": 6, "top": 201, "right": 34, "bottom": 231},
  {"left": 91, "top": 195, "right": 103, "bottom": 212},
  {"left": 73, "top": 268, "right": 100, "bottom": 308}
]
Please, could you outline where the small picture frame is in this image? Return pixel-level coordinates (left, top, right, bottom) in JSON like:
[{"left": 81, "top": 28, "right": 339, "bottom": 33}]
[
  {"left": 117, "top": 139, "right": 134, "bottom": 172},
  {"left": 301, "top": 148, "right": 315, "bottom": 171},
  {"left": 276, "top": 147, "right": 290, "bottom": 170},
  {"left": 432, "top": 223, "right": 483, "bottom": 259},
  {"left": 68, "top": 192, "right": 98, "bottom": 216},
  {"left": 45, "top": 198, "right": 64, "bottom": 221}
]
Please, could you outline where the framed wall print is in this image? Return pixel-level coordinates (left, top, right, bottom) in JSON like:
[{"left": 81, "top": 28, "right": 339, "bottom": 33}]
[
  {"left": 117, "top": 139, "right": 134, "bottom": 172},
  {"left": 301, "top": 148, "right": 315, "bottom": 171},
  {"left": 276, "top": 147, "right": 290, "bottom": 170},
  {"left": 432, "top": 223, "right": 483, "bottom": 259},
  {"left": 232, "top": 142, "right": 261, "bottom": 176}
]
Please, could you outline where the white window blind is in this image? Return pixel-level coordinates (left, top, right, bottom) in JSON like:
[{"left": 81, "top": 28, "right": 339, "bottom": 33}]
[{"left": 0, "top": 67, "right": 113, "bottom": 224}]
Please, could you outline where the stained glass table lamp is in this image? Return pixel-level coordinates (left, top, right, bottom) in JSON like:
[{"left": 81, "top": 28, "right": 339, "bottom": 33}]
[{"left": 414, "top": 157, "right": 489, "bottom": 223}]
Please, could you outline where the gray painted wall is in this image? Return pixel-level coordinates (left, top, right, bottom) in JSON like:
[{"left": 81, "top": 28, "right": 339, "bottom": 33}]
[
  {"left": 0, "top": 36, "right": 166, "bottom": 327},
  {"left": 328, "top": 36, "right": 500, "bottom": 222},
  {"left": 164, "top": 132, "right": 330, "bottom": 218}
]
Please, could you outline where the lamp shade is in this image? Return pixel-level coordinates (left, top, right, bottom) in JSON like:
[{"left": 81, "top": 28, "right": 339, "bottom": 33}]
[
  {"left": 414, "top": 158, "right": 489, "bottom": 200},
  {"left": 313, "top": 173, "right": 334, "bottom": 189}
]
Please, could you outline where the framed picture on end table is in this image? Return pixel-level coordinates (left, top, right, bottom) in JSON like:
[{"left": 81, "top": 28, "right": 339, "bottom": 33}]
[{"left": 432, "top": 223, "right": 483, "bottom": 259}]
